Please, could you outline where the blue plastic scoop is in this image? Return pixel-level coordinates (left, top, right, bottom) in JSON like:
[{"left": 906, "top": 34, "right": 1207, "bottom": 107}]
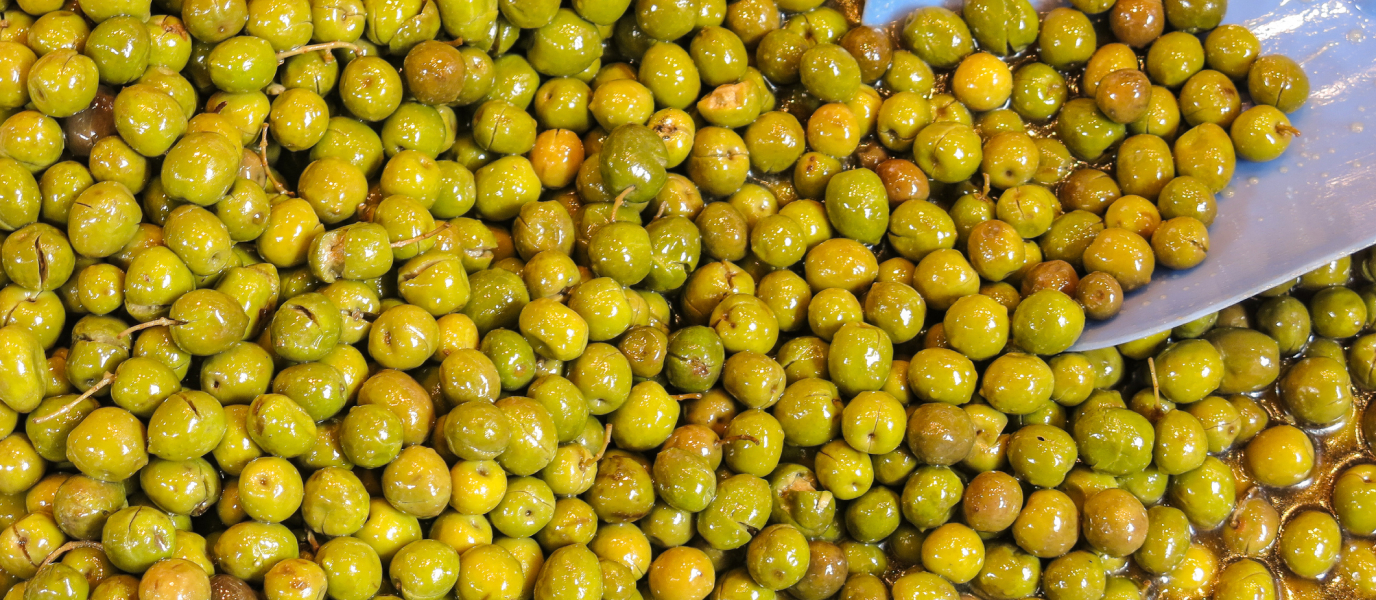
[{"left": 863, "top": 0, "right": 1376, "bottom": 351}]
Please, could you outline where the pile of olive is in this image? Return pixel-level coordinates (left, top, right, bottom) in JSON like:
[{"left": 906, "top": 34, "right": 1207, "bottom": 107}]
[{"left": 0, "top": 0, "right": 1336, "bottom": 598}]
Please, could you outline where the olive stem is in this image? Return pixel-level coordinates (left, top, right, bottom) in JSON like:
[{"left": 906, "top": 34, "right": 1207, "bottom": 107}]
[
  {"left": 1278, "top": 124, "right": 1303, "bottom": 138},
  {"left": 441, "top": 38, "right": 465, "bottom": 46},
  {"left": 258, "top": 126, "right": 294, "bottom": 197},
  {"left": 264, "top": 83, "right": 286, "bottom": 96},
  {"left": 38, "top": 541, "right": 104, "bottom": 569},
  {"left": 390, "top": 222, "right": 450, "bottom": 248},
  {"left": 48, "top": 388, "right": 98, "bottom": 415},
  {"left": 611, "top": 186, "right": 635, "bottom": 214},
  {"left": 119, "top": 317, "right": 185, "bottom": 338},
  {"left": 670, "top": 393, "right": 702, "bottom": 401},
  {"left": 981, "top": 173, "right": 991, "bottom": 198},
  {"left": 651, "top": 201, "right": 668, "bottom": 222},
  {"left": 306, "top": 530, "right": 320, "bottom": 553},
  {"left": 1147, "top": 357, "right": 1161, "bottom": 407},
  {"left": 275, "top": 41, "right": 362, "bottom": 64},
  {"left": 71, "top": 372, "right": 116, "bottom": 406},
  {"left": 594, "top": 424, "right": 613, "bottom": 462}
]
